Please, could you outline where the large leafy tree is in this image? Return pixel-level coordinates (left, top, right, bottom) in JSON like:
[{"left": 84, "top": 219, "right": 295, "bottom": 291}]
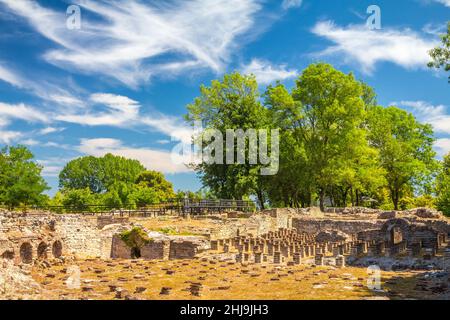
[
  {"left": 436, "top": 153, "right": 450, "bottom": 216},
  {"left": 367, "top": 106, "right": 437, "bottom": 210},
  {"left": 0, "top": 146, "right": 49, "bottom": 207},
  {"left": 290, "top": 63, "right": 371, "bottom": 210},
  {"left": 57, "top": 154, "right": 177, "bottom": 209},
  {"left": 185, "top": 72, "right": 271, "bottom": 207},
  {"left": 263, "top": 83, "right": 313, "bottom": 207},
  {"left": 428, "top": 22, "right": 450, "bottom": 82},
  {"left": 59, "top": 153, "right": 145, "bottom": 193}
]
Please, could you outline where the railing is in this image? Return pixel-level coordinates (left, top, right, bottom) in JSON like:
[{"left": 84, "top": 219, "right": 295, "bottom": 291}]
[{"left": 0, "top": 198, "right": 256, "bottom": 216}]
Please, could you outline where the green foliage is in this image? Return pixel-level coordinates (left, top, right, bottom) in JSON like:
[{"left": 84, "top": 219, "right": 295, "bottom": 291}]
[
  {"left": 61, "top": 188, "right": 98, "bottom": 211},
  {"left": 120, "top": 227, "right": 152, "bottom": 248},
  {"left": 0, "top": 146, "right": 49, "bottom": 207},
  {"left": 136, "top": 170, "right": 175, "bottom": 200},
  {"left": 55, "top": 155, "right": 175, "bottom": 209},
  {"left": 185, "top": 72, "right": 270, "bottom": 207},
  {"left": 59, "top": 153, "right": 145, "bottom": 193},
  {"left": 436, "top": 153, "right": 450, "bottom": 216},
  {"left": 367, "top": 106, "right": 437, "bottom": 209},
  {"left": 428, "top": 22, "right": 450, "bottom": 83},
  {"left": 185, "top": 63, "right": 440, "bottom": 210}
]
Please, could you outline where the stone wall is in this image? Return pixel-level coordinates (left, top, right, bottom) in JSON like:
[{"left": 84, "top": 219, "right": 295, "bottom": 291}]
[
  {"left": 210, "top": 209, "right": 293, "bottom": 240},
  {"left": 111, "top": 234, "right": 206, "bottom": 260},
  {"left": 292, "top": 217, "right": 384, "bottom": 235},
  {"left": 0, "top": 211, "right": 126, "bottom": 263}
]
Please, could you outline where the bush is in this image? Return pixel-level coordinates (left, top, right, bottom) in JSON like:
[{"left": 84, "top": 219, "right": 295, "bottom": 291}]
[{"left": 120, "top": 227, "right": 153, "bottom": 249}]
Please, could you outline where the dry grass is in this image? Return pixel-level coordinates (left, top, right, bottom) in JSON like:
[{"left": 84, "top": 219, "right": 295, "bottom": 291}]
[
  {"left": 30, "top": 257, "right": 445, "bottom": 300},
  {"left": 130, "top": 216, "right": 223, "bottom": 236}
]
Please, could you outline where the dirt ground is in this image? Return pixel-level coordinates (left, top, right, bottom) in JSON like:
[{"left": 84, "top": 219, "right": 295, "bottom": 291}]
[{"left": 30, "top": 256, "right": 450, "bottom": 300}]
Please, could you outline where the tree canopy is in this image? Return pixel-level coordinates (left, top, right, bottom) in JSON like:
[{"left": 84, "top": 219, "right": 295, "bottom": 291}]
[
  {"left": 186, "top": 63, "right": 440, "bottom": 212},
  {"left": 59, "top": 153, "right": 145, "bottom": 193},
  {"left": 0, "top": 146, "right": 49, "bottom": 207},
  {"left": 0, "top": 63, "right": 445, "bottom": 214},
  {"left": 436, "top": 153, "right": 450, "bottom": 215},
  {"left": 428, "top": 22, "right": 450, "bottom": 83},
  {"left": 55, "top": 154, "right": 175, "bottom": 210}
]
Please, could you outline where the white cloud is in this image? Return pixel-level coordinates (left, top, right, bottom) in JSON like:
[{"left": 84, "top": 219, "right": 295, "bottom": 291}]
[
  {"left": 241, "top": 59, "right": 298, "bottom": 84},
  {"left": 0, "top": 63, "right": 83, "bottom": 106},
  {"left": 433, "top": 0, "right": 450, "bottom": 7},
  {"left": 0, "top": 0, "right": 262, "bottom": 87},
  {"left": 391, "top": 100, "right": 450, "bottom": 158},
  {"left": 282, "top": 0, "right": 302, "bottom": 10},
  {"left": 392, "top": 101, "right": 450, "bottom": 134},
  {"left": 0, "top": 130, "right": 22, "bottom": 144},
  {"left": 435, "top": 138, "right": 450, "bottom": 157},
  {"left": 55, "top": 93, "right": 140, "bottom": 127},
  {"left": 78, "top": 138, "right": 191, "bottom": 174},
  {"left": 0, "top": 102, "right": 49, "bottom": 123},
  {"left": 19, "top": 138, "right": 39, "bottom": 146},
  {"left": 39, "top": 127, "right": 65, "bottom": 135},
  {"left": 0, "top": 64, "right": 24, "bottom": 87},
  {"left": 141, "top": 113, "right": 194, "bottom": 144},
  {"left": 311, "top": 21, "right": 438, "bottom": 73},
  {"left": 37, "top": 157, "right": 73, "bottom": 177}
]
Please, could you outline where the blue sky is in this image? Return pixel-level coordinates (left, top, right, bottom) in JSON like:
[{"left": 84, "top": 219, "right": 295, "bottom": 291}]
[{"left": 0, "top": 0, "right": 449, "bottom": 196}]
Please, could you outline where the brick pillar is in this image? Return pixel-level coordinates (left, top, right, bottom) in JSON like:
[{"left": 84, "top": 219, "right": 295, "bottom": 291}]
[
  {"left": 293, "top": 252, "right": 301, "bottom": 265},
  {"left": 273, "top": 251, "right": 281, "bottom": 264},
  {"left": 314, "top": 254, "right": 324, "bottom": 266},
  {"left": 335, "top": 255, "right": 345, "bottom": 268}
]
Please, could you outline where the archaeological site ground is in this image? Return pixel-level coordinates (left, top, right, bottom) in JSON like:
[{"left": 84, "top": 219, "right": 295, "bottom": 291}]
[{"left": 1, "top": 206, "right": 450, "bottom": 301}]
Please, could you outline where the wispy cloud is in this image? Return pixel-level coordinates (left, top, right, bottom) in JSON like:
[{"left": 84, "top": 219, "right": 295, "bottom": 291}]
[
  {"left": 0, "top": 129, "right": 22, "bottom": 144},
  {"left": 435, "top": 138, "right": 450, "bottom": 157},
  {"left": 311, "top": 21, "right": 438, "bottom": 74},
  {"left": 39, "top": 127, "right": 65, "bottom": 135},
  {"left": 78, "top": 138, "right": 191, "bottom": 174},
  {"left": 432, "top": 0, "right": 450, "bottom": 7},
  {"left": 0, "top": 102, "right": 49, "bottom": 123},
  {"left": 55, "top": 93, "right": 140, "bottom": 127},
  {"left": 0, "top": 63, "right": 83, "bottom": 106},
  {"left": 392, "top": 100, "right": 450, "bottom": 135},
  {"left": 0, "top": 63, "right": 24, "bottom": 87},
  {"left": 281, "top": 0, "right": 302, "bottom": 10},
  {"left": 0, "top": 0, "right": 262, "bottom": 88},
  {"left": 241, "top": 59, "right": 298, "bottom": 85},
  {"left": 37, "top": 157, "right": 73, "bottom": 177}
]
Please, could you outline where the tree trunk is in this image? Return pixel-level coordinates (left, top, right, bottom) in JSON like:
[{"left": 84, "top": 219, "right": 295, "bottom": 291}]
[
  {"left": 319, "top": 189, "right": 325, "bottom": 212},
  {"left": 355, "top": 189, "right": 360, "bottom": 207},
  {"left": 256, "top": 189, "right": 265, "bottom": 210}
]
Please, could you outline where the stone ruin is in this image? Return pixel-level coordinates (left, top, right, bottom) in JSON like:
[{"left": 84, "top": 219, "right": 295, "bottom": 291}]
[
  {"left": 0, "top": 209, "right": 211, "bottom": 265},
  {"left": 208, "top": 208, "right": 450, "bottom": 271},
  {"left": 1, "top": 207, "right": 449, "bottom": 268}
]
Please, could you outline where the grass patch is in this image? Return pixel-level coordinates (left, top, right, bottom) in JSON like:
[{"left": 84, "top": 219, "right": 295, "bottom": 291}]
[{"left": 156, "top": 227, "right": 197, "bottom": 236}]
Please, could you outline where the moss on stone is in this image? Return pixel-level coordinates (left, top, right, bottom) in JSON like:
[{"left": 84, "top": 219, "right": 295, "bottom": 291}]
[{"left": 120, "top": 227, "right": 153, "bottom": 249}]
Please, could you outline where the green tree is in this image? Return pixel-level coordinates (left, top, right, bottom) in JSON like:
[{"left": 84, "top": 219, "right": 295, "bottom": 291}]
[
  {"left": 136, "top": 170, "right": 175, "bottom": 200},
  {"left": 185, "top": 72, "right": 271, "bottom": 207},
  {"left": 128, "top": 186, "right": 159, "bottom": 207},
  {"left": 428, "top": 22, "right": 450, "bottom": 82},
  {"left": 263, "top": 83, "right": 313, "bottom": 207},
  {"left": 61, "top": 188, "right": 97, "bottom": 211},
  {"left": 59, "top": 153, "right": 145, "bottom": 193},
  {"left": 436, "top": 153, "right": 450, "bottom": 216},
  {"left": 291, "top": 63, "right": 370, "bottom": 210},
  {"left": 0, "top": 145, "right": 49, "bottom": 207},
  {"left": 367, "top": 106, "right": 437, "bottom": 210}
]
